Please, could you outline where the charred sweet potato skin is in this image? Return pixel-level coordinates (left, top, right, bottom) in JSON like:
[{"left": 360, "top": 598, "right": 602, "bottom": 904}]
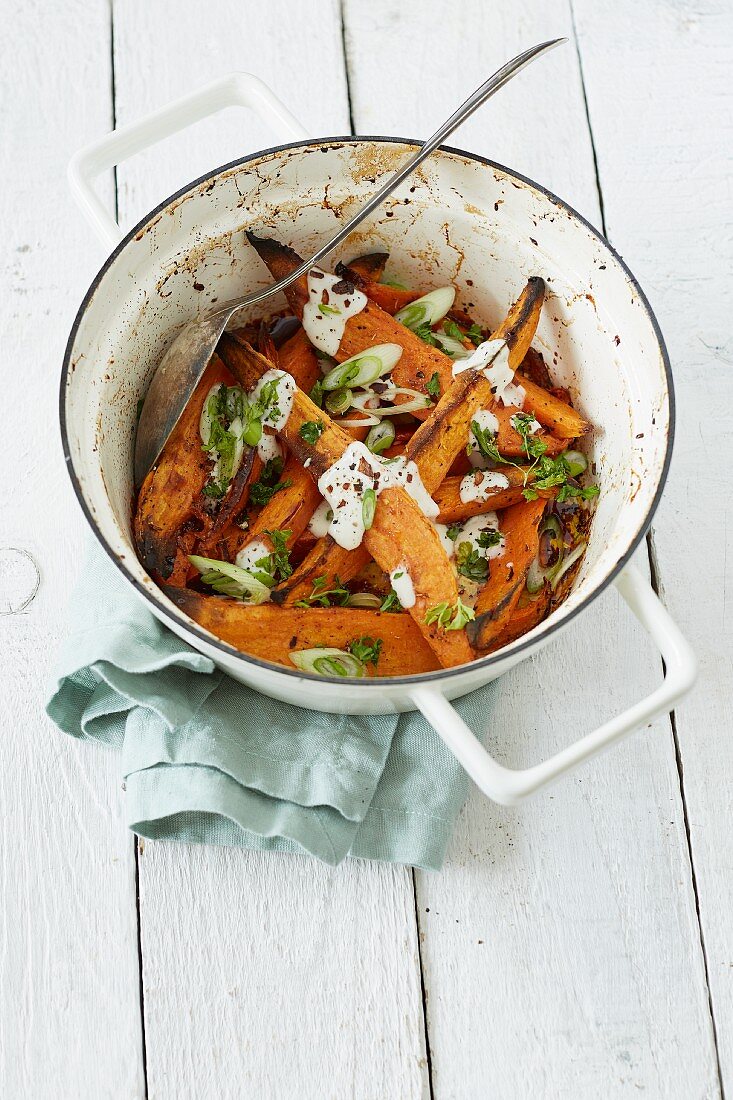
[
  {"left": 134, "top": 354, "right": 233, "bottom": 583},
  {"left": 467, "top": 499, "right": 547, "bottom": 650}
]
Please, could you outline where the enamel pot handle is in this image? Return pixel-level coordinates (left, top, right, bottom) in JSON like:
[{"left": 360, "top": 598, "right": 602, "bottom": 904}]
[
  {"left": 68, "top": 72, "right": 310, "bottom": 249},
  {"left": 410, "top": 564, "right": 696, "bottom": 805}
]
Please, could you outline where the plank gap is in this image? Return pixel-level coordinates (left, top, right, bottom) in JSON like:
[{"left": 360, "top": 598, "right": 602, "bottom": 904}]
[
  {"left": 339, "top": 0, "right": 356, "bottom": 135},
  {"left": 411, "top": 868, "right": 435, "bottom": 1100},
  {"left": 109, "top": 0, "right": 119, "bottom": 226},
  {"left": 646, "top": 532, "right": 726, "bottom": 1099},
  {"left": 134, "top": 837, "right": 150, "bottom": 1099},
  {"left": 568, "top": 0, "right": 607, "bottom": 234}
]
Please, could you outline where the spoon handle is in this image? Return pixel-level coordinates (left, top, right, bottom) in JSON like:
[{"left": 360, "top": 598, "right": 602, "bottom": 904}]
[{"left": 231, "top": 37, "right": 565, "bottom": 312}]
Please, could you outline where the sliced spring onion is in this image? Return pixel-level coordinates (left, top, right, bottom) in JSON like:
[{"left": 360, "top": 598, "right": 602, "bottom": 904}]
[
  {"left": 321, "top": 343, "right": 403, "bottom": 392},
  {"left": 345, "top": 591, "right": 383, "bottom": 610},
  {"left": 351, "top": 387, "right": 432, "bottom": 418},
  {"left": 433, "top": 328, "right": 472, "bottom": 360},
  {"left": 525, "top": 556, "right": 546, "bottom": 595},
  {"left": 538, "top": 514, "right": 564, "bottom": 573},
  {"left": 362, "top": 488, "right": 377, "bottom": 530},
  {"left": 525, "top": 515, "right": 566, "bottom": 594},
  {"left": 199, "top": 386, "right": 220, "bottom": 446},
  {"left": 563, "top": 450, "right": 588, "bottom": 477},
  {"left": 338, "top": 413, "right": 380, "bottom": 428},
  {"left": 188, "top": 556, "right": 271, "bottom": 604},
  {"left": 325, "top": 387, "right": 353, "bottom": 415},
  {"left": 289, "top": 647, "right": 367, "bottom": 678},
  {"left": 241, "top": 417, "right": 262, "bottom": 447},
  {"left": 551, "top": 541, "right": 587, "bottom": 590},
  {"left": 365, "top": 420, "right": 396, "bottom": 455},
  {"left": 394, "top": 287, "right": 456, "bottom": 330}
]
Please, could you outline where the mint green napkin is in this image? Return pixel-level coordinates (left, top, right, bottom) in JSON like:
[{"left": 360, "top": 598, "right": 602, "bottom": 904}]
[{"left": 47, "top": 546, "right": 495, "bottom": 868}]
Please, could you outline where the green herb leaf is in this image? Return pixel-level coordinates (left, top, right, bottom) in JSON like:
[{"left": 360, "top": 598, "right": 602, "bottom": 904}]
[
  {"left": 249, "top": 456, "right": 292, "bottom": 507},
  {"left": 512, "top": 413, "right": 548, "bottom": 461},
  {"left": 426, "top": 371, "right": 441, "bottom": 398},
  {"left": 467, "top": 322, "right": 484, "bottom": 345},
  {"left": 470, "top": 419, "right": 507, "bottom": 465},
  {"left": 425, "top": 597, "right": 476, "bottom": 631},
  {"left": 477, "top": 529, "right": 503, "bottom": 549},
  {"left": 414, "top": 321, "right": 440, "bottom": 347},
  {"left": 299, "top": 420, "right": 324, "bottom": 444},
  {"left": 347, "top": 635, "right": 383, "bottom": 667},
  {"left": 446, "top": 523, "right": 462, "bottom": 541},
  {"left": 379, "top": 590, "right": 402, "bottom": 613},
  {"left": 295, "top": 574, "right": 351, "bottom": 608},
  {"left": 455, "top": 541, "right": 489, "bottom": 582}
]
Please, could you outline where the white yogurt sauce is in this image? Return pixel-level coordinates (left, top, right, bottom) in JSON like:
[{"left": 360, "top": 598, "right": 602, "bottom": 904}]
[
  {"left": 248, "top": 369, "right": 296, "bottom": 432},
  {"left": 235, "top": 537, "right": 272, "bottom": 578},
  {"left": 257, "top": 431, "right": 283, "bottom": 464},
  {"left": 389, "top": 565, "right": 416, "bottom": 608},
  {"left": 451, "top": 337, "right": 515, "bottom": 398},
  {"left": 307, "top": 499, "right": 333, "bottom": 538},
  {"left": 457, "top": 513, "right": 505, "bottom": 560},
  {"left": 459, "top": 469, "right": 511, "bottom": 504},
  {"left": 502, "top": 383, "right": 526, "bottom": 409},
  {"left": 317, "top": 441, "right": 438, "bottom": 551},
  {"left": 302, "top": 269, "right": 368, "bottom": 356}
]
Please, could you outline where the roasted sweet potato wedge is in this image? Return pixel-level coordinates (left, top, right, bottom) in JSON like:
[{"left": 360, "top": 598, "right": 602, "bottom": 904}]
[
  {"left": 217, "top": 334, "right": 473, "bottom": 667},
  {"left": 167, "top": 591, "right": 440, "bottom": 675},
  {"left": 225, "top": 457, "right": 322, "bottom": 562},
  {"left": 134, "top": 354, "right": 235, "bottom": 584},
  {"left": 272, "top": 540, "right": 371, "bottom": 605},
  {"left": 345, "top": 252, "right": 389, "bottom": 282},
  {"left": 467, "top": 499, "right": 547, "bottom": 651},
  {"left": 485, "top": 587, "right": 553, "bottom": 653},
  {"left": 406, "top": 277, "right": 547, "bottom": 491}
]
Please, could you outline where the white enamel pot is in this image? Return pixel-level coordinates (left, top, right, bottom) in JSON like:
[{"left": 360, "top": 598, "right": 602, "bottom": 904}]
[{"left": 62, "top": 73, "right": 696, "bottom": 805}]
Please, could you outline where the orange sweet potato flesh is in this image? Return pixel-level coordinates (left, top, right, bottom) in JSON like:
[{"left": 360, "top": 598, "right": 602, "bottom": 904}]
[
  {"left": 434, "top": 470, "right": 535, "bottom": 523},
  {"left": 515, "top": 375, "right": 586, "bottom": 439},
  {"left": 273, "top": 540, "right": 371, "bottom": 605},
  {"left": 246, "top": 233, "right": 452, "bottom": 417},
  {"left": 467, "top": 499, "right": 547, "bottom": 651},
  {"left": 405, "top": 277, "right": 546, "bottom": 492},
  {"left": 134, "top": 354, "right": 235, "bottom": 584},
  {"left": 224, "top": 457, "right": 322, "bottom": 562},
  {"left": 346, "top": 252, "right": 389, "bottom": 282},
  {"left": 218, "top": 333, "right": 472, "bottom": 667},
  {"left": 167, "top": 591, "right": 440, "bottom": 675}
]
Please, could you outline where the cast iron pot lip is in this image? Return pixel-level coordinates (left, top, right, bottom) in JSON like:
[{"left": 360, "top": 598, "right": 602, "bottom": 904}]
[{"left": 60, "top": 135, "right": 675, "bottom": 689}]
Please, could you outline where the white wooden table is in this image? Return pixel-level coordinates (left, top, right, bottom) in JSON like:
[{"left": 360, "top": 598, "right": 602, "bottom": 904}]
[{"left": 2, "top": 1, "right": 731, "bottom": 1096}]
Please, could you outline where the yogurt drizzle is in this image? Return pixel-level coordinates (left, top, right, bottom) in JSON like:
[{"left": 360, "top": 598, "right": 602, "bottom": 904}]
[
  {"left": 389, "top": 565, "right": 416, "bottom": 609},
  {"left": 248, "top": 369, "right": 296, "bottom": 432},
  {"left": 459, "top": 469, "right": 511, "bottom": 505},
  {"left": 451, "top": 339, "right": 523, "bottom": 407},
  {"left": 302, "top": 269, "right": 368, "bottom": 356},
  {"left": 317, "top": 441, "right": 438, "bottom": 551}
]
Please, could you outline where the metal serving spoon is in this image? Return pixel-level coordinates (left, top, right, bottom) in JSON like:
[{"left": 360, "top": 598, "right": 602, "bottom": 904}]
[{"left": 134, "top": 37, "right": 565, "bottom": 487}]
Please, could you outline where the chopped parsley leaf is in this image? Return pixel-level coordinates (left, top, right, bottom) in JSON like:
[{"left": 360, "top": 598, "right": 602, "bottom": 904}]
[
  {"left": 446, "top": 523, "right": 462, "bottom": 541},
  {"left": 379, "top": 590, "right": 402, "bottom": 613},
  {"left": 250, "top": 457, "right": 292, "bottom": 507},
  {"left": 426, "top": 371, "right": 441, "bottom": 398},
  {"left": 425, "top": 597, "right": 475, "bottom": 632},
  {"left": 347, "top": 636, "right": 383, "bottom": 667},
  {"left": 299, "top": 420, "right": 324, "bottom": 444},
  {"left": 294, "top": 574, "right": 351, "bottom": 608},
  {"left": 477, "top": 529, "right": 503, "bottom": 549},
  {"left": 414, "top": 321, "right": 440, "bottom": 347},
  {"left": 455, "top": 541, "right": 489, "bottom": 583},
  {"left": 309, "top": 378, "right": 324, "bottom": 408}
]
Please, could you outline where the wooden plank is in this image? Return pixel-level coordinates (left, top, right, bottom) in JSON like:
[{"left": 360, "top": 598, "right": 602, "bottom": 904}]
[
  {"left": 572, "top": 0, "right": 733, "bottom": 1088},
  {"left": 343, "top": 1, "right": 720, "bottom": 1095},
  {"left": 112, "top": 3, "right": 428, "bottom": 1096},
  {"left": 0, "top": 1, "right": 145, "bottom": 1097}
]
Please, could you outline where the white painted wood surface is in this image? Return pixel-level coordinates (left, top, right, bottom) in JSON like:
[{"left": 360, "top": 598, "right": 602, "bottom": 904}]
[
  {"left": 0, "top": 2, "right": 145, "bottom": 1098},
  {"left": 1, "top": 0, "right": 730, "bottom": 1097},
  {"left": 345, "top": 2, "right": 721, "bottom": 1095}
]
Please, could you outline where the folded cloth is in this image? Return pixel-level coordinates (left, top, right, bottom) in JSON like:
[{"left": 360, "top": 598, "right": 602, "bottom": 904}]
[{"left": 46, "top": 545, "right": 496, "bottom": 869}]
